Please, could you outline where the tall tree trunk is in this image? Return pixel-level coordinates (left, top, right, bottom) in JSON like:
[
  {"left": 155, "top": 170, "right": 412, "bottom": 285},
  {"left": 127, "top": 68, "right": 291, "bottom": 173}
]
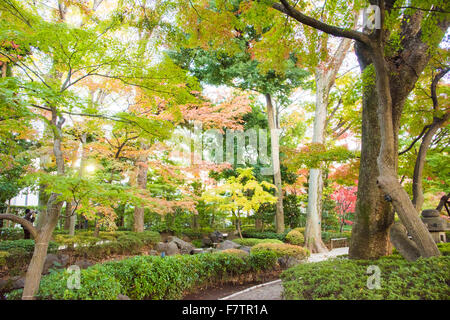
[
  {"left": 22, "top": 108, "right": 65, "bottom": 300},
  {"left": 265, "top": 94, "right": 284, "bottom": 233},
  {"left": 305, "top": 38, "right": 351, "bottom": 253},
  {"left": 134, "top": 143, "right": 148, "bottom": 233},
  {"left": 349, "top": 42, "right": 393, "bottom": 259}
]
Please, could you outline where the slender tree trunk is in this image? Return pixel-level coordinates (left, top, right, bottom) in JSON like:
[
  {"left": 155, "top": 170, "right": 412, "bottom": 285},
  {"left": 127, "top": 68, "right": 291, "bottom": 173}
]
[
  {"left": 255, "top": 218, "right": 263, "bottom": 231},
  {"left": 134, "top": 143, "right": 148, "bottom": 233},
  {"left": 265, "top": 94, "right": 284, "bottom": 233},
  {"left": 22, "top": 108, "right": 65, "bottom": 300}
]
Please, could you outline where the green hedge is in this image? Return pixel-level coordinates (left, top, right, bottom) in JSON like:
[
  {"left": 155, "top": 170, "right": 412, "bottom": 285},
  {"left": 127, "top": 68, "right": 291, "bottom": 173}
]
[
  {"left": 285, "top": 230, "right": 305, "bottom": 246},
  {"left": 0, "top": 239, "right": 59, "bottom": 253},
  {"left": 251, "top": 243, "right": 310, "bottom": 260},
  {"left": 19, "top": 250, "right": 279, "bottom": 300},
  {"left": 232, "top": 238, "right": 283, "bottom": 247},
  {"left": 281, "top": 255, "right": 450, "bottom": 300},
  {"left": 241, "top": 230, "right": 289, "bottom": 241},
  {"left": 0, "top": 228, "right": 24, "bottom": 241}
]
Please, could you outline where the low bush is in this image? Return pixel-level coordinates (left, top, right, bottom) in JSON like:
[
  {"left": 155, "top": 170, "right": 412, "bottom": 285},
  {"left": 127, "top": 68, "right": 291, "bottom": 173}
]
[
  {"left": 251, "top": 243, "right": 310, "bottom": 260},
  {"left": 293, "top": 227, "right": 305, "bottom": 234},
  {"left": 285, "top": 230, "right": 304, "bottom": 246},
  {"left": 281, "top": 255, "right": 450, "bottom": 300},
  {"left": 29, "top": 250, "right": 279, "bottom": 300},
  {"left": 0, "top": 250, "right": 9, "bottom": 266},
  {"left": 232, "top": 238, "right": 283, "bottom": 247},
  {"left": 241, "top": 230, "right": 289, "bottom": 241},
  {"left": 219, "top": 248, "right": 248, "bottom": 257},
  {"left": 0, "top": 239, "right": 59, "bottom": 254},
  {"left": 0, "top": 228, "right": 24, "bottom": 240},
  {"left": 191, "top": 239, "right": 203, "bottom": 248},
  {"left": 437, "top": 242, "right": 450, "bottom": 256}
]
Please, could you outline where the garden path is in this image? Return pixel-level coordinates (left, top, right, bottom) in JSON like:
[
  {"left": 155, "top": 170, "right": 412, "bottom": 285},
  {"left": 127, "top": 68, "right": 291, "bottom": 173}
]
[{"left": 219, "top": 247, "right": 349, "bottom": 300}]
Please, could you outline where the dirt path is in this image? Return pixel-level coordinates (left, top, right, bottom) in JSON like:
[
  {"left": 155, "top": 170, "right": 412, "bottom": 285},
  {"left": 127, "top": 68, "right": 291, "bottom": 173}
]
[{"left": 219, "top": 247, "right": 349, "bottom": 300}]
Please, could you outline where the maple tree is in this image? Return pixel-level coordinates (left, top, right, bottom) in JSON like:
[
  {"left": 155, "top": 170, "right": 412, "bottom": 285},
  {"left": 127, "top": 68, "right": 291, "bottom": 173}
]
[{"left": 330, "top": 184, "right": 357, "bottom": 232}]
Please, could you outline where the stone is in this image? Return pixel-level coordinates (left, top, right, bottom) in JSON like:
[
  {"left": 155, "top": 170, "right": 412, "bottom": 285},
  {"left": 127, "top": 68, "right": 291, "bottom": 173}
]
[
  {"left": 201, "top": 237, "right": 213, "bottom": 247},
  {"left": 209, "top": 231, "right": 224, "bottom": 243},
  {"left": 240, "top": 246, "right": 251, "bottom": 253},
  {"left": 148, "top": 250, "right": 158, "bottom": 256},
  {"left": 117, "top": 294, "right": 131, "bottom": 300},
  {"left": 42, "top": 253, "right": 62, "bottom": 274},
  {"left": 166, "top": 241, "right": 180, "bottom": 256},
  {"left": 421, "top": 209, "right": 440, "bottom": 218},
  {"left": 216, "top": 240, "right": 240, "bottom": 250},
  {"left": 167, "top": 236, "right": 195, "bottom": 254},
  {"left": 155, "top": 242, "right": 168, "bottom": 252},
  {"left": 278, "top": 256, "right": 301, "bottom": 269},
  {"left": 0, "top": 276, "right": 25, "bottom": 291},
  {"left": 57, "top": 254, "right": 70, "bottom": 267},
  {"left": 421, "top": 216, "right": 447, "bottom": 231},
  {"left": 74, "top": 259, "right": 94, "bottom": 269}
]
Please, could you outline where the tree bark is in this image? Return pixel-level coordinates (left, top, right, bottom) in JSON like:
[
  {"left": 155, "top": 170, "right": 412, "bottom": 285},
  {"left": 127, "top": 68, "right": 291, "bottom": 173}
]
[
  {"left": 134, "top": 143, "right": 149, "bottom": 233},
  {"left": 0, "top": 214, "right": 38, "bottom": 238},
  {"left": 349, "top": 42, "right": 394, "bottom": 259},
  {"left": 265, "top": 94, "right": 284, "bottom": 233},
  {"left": 22, "top": 108, "right": 65, "bottom": 300}
]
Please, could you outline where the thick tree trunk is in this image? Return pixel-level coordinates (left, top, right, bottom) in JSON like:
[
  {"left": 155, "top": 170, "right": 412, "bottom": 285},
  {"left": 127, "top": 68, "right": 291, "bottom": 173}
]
[
  {"left": 0, "top": 214, "right": 38, "bottom": 238},
  {"left": 134, "top": 143, "right": 148, "bottom": 233},
  {"left": 371, "top": 39, "right": 439, "bottom": 258},
  {"left": 255, "top": 218, "right": 263, "bottom": 231},
  {"left": 349, "top": 45, "right": 393, "bottom": 259},
  {"left": 266, "top": 94, "right": 284, "bottom": 234}
]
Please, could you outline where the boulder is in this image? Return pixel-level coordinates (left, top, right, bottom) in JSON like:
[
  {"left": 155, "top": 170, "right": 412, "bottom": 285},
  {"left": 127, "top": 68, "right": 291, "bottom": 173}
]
[
  {"left": 117, "top": 294, "right": 131, "bottom": 300},
  {"left": 201, "top": 237, "right": 212, "bottom": 247},
  {"left": 278, "top": 256, "right": 301, "bottom": 269},
  {"left": 148, "top": 250, "right": 158, "bottom": 256},
  {"left": 74, "top": 259, "right": 94, "bottom": 269},
  {"left": 0, "top": 276, "right": 25, "bottom": 291},
  {"left": 57, "top": 254, "right": 70, "bottom": 267},
  {"left": 166, "top": 242, "right": 180, "bottom": 256},
  {"left": 155, "top": 242, "right": 168, "bottom": 252},
  {"left": 42, "top": 253, "right": 62, "bottom": 274},
  {"left": 209, "top": 231, "right": 224, "bottom": 243},
  {"left": 216, "top": 240, "right": 240, "bottom": 250},
  {"left": 167, "top": 236, "right": 195, "bottom": 254},
  {"left": 421, "top": 209, "right": 440, "bottom": 218},
  {"left": 240, "top": 246, "right": 251, "bottom": 253}
]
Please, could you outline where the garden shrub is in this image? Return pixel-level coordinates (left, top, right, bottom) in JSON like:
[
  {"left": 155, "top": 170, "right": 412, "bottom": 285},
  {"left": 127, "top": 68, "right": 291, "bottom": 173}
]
[
  {"left": 285, "top": 230, "right": 305, "bottom": 246},
  {"left": 0, "top": 239, "right": 59, "bottom": 254},
  {"left": 281, "top": 255, "right": 450, "bottom": 300},
  {"left": 437, "top": 242, "right": 450, "bottom": 256},
  {"left": 29, "top": 251, "right": 279, "bottom": 300},
  {"left": 191, "top": 239, "right": 203, "bottom": 248},
  {"left": 241, "top": 230, "right": 289, "bottom": 241},
  {"left": 232, "top": 238, "right": 283, "bottom": 247},
  {"left": 251, "top": 243, "right": 310, "bottom": 260},
  {"left": 133, "top": 231, "right": 160, "bottom": 245},
  {"left": 293, "top": 227, "right": 305, "bottom": 234},
  {"left": 0, "top": 228, "right": 24, "bottom": 240},
  {"left": 219, "top": 248, "right": 248, "bottom": 257},
  {"left": 0, "top": 250, "right": 9, "bottom": 266},
  {"left": 37, "top": 265, "right": 122, "bottom": 300}
]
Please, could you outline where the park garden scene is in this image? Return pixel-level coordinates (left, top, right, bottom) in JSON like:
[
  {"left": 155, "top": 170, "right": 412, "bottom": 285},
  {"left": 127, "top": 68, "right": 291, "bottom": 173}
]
[{"left": 0, "top": 0, "right": 449, "bottom": 301}]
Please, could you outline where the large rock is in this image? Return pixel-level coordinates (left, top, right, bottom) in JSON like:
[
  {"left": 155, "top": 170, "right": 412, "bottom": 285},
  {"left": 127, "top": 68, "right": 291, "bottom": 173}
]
[
  {"left": 166, "top": 242, "right": 180, "bottom": 256},
  {"left": 278, "top": 256, "right": 301, "bottom": 269},
  {"left": 421, "top": 209, "right": 440, "bottom": 218},
  {"left": 117, "top": 294, "right": 131, "bottom": 300},
  {"left": 209, "top": 231, "right": 224, "bottom": 243},
  {"left": 201, "top": 237, "right": 212, "bottom": 247},
  {"left": 74, "top": 259, "right": 94, "bottom": 269},
  {"left": 42, "top": 253, "right": 61, "bottom": 274},
  {"left": 167, "top": 236, "right": 195, "bottom": 254},
  {"left": 0, "top": 276, "right": 25, "bottom": 292},
  {"left": 240, "top": 246, "right": 251, "bottom": 253},
  {"left": 148, "top": 249, "right": 158, "bottom": 256},
  {"left": 216, "top": 240, "right": 240, "bottom": 250},
  {"left": 155, "top": 242, "right": 168, "bottom": 252}
]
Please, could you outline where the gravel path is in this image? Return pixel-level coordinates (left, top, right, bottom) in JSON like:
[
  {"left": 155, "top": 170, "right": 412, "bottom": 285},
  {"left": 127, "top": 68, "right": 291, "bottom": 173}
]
[{"left": 220, "top": 247, "right": 349, "bottom": 300}]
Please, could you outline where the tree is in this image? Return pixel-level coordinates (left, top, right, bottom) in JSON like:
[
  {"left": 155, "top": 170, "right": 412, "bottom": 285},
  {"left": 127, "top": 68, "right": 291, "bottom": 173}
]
[
  {"left": 331, "top": 184, "right": 357, "bottom": 232},
  {"left": 267, "top": 0, "right": 448, "bottom": 260},
  {"left": 202, "top": 167, "right": 278, "bottom": 238}
]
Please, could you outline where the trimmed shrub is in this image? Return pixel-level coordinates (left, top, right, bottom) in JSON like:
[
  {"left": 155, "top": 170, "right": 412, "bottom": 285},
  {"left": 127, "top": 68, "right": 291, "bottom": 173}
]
[
  {"left": 0, "top": 250, "right": 9, "bottom": 266},
  {"left": 281, "top": 255, "right": 450, "bottom": 300},
  {"left": 437, "top": 242, "right": 450, "bottom": 256},
  {"left": 232, "top": 238, "right": 283, "bottom": 247},
  {"left": 220, "top": 249, "right": 248, "bottom": 257},
  {"left": 251, "top": 243, "right": 310, "bottom": 260},
  {"left": 28, "top": 251, "right": 279, "bottom": 300},
  {"left": 37, "top": 265, "right": 122, "bottom": 300},
  {"left": 241, "top": 230, "right": 289, "bottom": 241},
  {"left": 0, "top": 228, "right": 24, "bottom": 240},
  {"left": 0, "top": 239, "right": 59, "bottom": 253},
  {"left": 285, "top": 230, "right": 304, "bottom": 246},
  {"left": 293, "top": 227, "right": 305, "bottom": 234}
]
